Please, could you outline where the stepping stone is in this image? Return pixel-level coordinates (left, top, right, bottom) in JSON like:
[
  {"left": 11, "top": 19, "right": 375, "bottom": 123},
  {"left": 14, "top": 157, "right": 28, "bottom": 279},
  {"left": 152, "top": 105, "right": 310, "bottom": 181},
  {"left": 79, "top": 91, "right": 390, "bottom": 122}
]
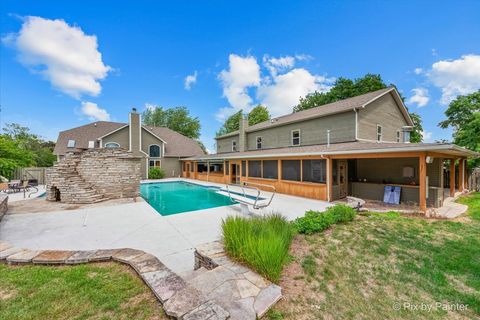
[
  {"left": 183, "top": 300, "right": 230, "bottom": 320},
  {"left": 7, "top": 250, "right": 41, "bottom": 264},
  {"left": 0, "top": 247, "right": 24, "bottom": 262},
  {"left": 32, "top": 250, "right": 74, "bottom": 264},
  {"left": 253, "top": 284, "right": 282, "bottom": 318},
  {"left": 0, "top": 241, "right": 12, "bottom": 252},
  {"left": 190, "top": 266, "right": 239, "bottom": 295},
  {"left": 196, "top": 241, "right": 224, "bottom": 257},
  {"left": 112, "top": 248, "right": 145, "bottom": 263},
  {"left": 236, "top": 279, "right": 261, "bottom": 299},
  {"left": 243, "top": 270, "right": 269, "bottom": 289},
  {"left": 130, "top": 253, "right": 165, "bottom": 274},
  {"left": 163, "top": 286, "right": 207, "bottom": 319},
  {"left": 88, "top": 249, "right": 122, "bottom": 262},
  {"left": 141, "top": 269, "right": 187, "bottom": 303},
  {"left": 65, "top": 251, "right": 97, "bottom": 264}
]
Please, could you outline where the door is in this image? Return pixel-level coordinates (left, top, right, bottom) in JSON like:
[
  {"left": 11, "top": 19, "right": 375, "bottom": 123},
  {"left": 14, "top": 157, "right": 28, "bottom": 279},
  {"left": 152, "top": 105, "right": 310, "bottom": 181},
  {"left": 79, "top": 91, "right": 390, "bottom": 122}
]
[
  {"left": 230, "top": 162, "right": 240, "bottom": 184},
  {"left": 338, "top": 160, "right": 348, "bottom": 198},
  {"left": 186, "top": 163, "right": 190, "bottom": 178}
]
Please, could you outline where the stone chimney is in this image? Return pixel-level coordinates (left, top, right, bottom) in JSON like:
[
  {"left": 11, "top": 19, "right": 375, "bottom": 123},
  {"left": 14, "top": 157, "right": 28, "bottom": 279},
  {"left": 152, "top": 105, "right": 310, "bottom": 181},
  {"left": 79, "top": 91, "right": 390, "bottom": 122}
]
[
  {"left": 239, "top": 114, "right": 248, "bottom": 152},
  {"left": 129, "top": 108, "right": 142, "bottom": 155}
]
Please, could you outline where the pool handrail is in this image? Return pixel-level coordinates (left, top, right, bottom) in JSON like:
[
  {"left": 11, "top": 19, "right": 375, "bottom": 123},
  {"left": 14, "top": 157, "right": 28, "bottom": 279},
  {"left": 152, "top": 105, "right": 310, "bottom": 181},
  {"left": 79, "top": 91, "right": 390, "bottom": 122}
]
[{"left": 225, "top": 182, "right": 276, "bottom": 210}]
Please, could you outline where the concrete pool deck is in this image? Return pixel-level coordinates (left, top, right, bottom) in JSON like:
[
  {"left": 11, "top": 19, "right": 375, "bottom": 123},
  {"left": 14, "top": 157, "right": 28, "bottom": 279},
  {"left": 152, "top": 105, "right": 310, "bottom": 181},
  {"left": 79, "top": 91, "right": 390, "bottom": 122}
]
[{"left": 0, "top": 178, "right": 331, "bottom": 274}]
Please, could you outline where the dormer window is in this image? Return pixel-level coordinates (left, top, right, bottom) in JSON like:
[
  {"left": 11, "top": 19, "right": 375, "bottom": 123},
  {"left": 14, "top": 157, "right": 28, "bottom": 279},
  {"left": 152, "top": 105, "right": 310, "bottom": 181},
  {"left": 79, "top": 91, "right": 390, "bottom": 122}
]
[
  {"left": 232, "top": 141, "right": 237, "bottom": 152},
  {"left": 376, "top": 125, "right": 383, "bottom": 142},
  {"left": 105, "top": 142, "right": 120, "bottom": 148},
  {"left": 67, "top": 140, "right": 75, "bottom": 148},
  {"left": 88, "top": 140, "right": 95, "bottom": 148},
  {"left": 256, "top": 136, "right": 262, "bottom": 149},
  {"left": 292, "top": 130, "right": 301, "bottom": 146},
  {"left": 149, "top": 145, "right": 161, "bottom": 157}
]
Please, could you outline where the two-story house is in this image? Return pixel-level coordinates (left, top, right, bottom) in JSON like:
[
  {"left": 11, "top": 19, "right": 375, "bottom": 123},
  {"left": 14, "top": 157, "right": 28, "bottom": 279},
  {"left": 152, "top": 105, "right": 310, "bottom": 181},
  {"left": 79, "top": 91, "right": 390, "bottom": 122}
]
[
  {"left": 181, "top": 87, "right": 477, "bottom": 212},
  {"left": 54, "top": 108, "right": 205, "bottom": 179}
]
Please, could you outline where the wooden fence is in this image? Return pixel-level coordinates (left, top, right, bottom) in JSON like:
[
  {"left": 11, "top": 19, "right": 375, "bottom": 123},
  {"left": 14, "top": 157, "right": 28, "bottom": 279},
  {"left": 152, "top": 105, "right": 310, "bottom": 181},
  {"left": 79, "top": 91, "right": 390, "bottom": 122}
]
[
  {"left": 469, "top": 168, "right": 480, "bottom": 192},
  {"left": 13, "top": 167, "right": 48, "bottom": 185}
]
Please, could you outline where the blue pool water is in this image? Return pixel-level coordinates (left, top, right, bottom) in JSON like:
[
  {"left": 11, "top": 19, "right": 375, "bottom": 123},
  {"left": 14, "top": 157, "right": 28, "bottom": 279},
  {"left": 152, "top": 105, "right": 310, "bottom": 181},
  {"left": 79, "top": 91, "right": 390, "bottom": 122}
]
[{"left": 140, "top": 181, "right": 236, "bottom": 215}]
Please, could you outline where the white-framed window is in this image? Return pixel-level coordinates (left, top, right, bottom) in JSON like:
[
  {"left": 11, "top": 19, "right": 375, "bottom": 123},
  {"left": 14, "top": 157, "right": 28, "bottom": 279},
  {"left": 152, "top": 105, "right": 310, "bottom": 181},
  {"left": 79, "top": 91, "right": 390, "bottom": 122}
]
[
  {"left": 232, "top": 140, "right": 237, "bottom": 152},
  {"left": 149, "top": 144, "right": 161, "bottom": 157},
  {"left": 403, "top": 130, "right": 411, "bottom": 143},
  {"left": 396, "top": 130, "right": 401, "bottom": 143},
  {"left": 256, "top": 136, "right": 262, "bottom": 149},
  {"left": 88, "top": 140, "right": 95, "bottom": 149},
  {"left": 105, "top": 142, "right": 120, "bottom": 148},
  {"left": 67, "top": 139, "right": 75, "bottom": 148},
  {"left": 376, "top": 125, "right": 382, "bottom": 142},
  {"left": 291, "top": 129, "right": 301, "bottom": 146},
  {"left": 149, "top": 160, "right": 161, "bottom": 168}
]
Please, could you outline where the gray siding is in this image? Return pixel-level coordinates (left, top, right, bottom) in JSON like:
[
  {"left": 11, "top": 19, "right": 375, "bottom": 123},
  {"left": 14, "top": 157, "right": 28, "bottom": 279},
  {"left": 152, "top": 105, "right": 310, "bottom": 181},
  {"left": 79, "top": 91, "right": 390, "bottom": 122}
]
[
  {"left": 103, "top": 126, "right": 130, "bottom": 149},
  {"left": 216, "top": 135, "right": 239, "bottom": 153},
  {"left": 246, "top": 111, "right": 355, "bottom": 150},
  {"left": 141, "top": 128, "right": 164, "bottom": 156},
  {"left": 161, "top": 157, "right": 182, "bottom": 178},
  {"left": 357, "top": 92, "right": 409, "bottom": 142}
]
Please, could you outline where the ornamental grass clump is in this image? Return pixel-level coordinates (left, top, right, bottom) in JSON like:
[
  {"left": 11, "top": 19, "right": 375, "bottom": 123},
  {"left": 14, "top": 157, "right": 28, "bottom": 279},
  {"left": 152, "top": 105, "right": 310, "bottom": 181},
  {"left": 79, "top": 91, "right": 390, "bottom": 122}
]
[
  {"left": 222, "top": 214, "right": 295, "bottom": 283},
  {"left": 294, "top": 204, "right": 356, "bottom": 234}
]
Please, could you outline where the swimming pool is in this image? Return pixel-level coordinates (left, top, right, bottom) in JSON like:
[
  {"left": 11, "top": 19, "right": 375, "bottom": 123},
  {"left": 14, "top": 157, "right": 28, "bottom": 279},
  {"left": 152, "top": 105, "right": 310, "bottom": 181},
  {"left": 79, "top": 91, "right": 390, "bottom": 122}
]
[{"left": 140, "top": 181, "right": 236, "bottom": 215}]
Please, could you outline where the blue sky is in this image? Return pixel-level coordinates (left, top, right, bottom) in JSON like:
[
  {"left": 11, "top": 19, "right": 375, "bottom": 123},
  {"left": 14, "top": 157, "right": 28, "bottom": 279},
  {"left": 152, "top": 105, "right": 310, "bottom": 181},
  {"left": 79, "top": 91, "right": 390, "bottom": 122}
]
[{"left": 1, "top": 1, "right": 480, "bottom": 152}]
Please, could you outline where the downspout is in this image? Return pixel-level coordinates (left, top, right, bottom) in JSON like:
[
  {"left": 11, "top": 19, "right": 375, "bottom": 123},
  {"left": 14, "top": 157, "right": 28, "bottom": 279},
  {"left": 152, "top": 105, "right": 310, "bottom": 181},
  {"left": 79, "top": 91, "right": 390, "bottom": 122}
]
[
  {"left": 327, "top": 130, "right": 331, "bottom": 147},
  {"left": 321, "top": 154, "right": 330, "bottom": 202},
  {"left": 353, "top": 108, "right": 358, "bottom": 141}
]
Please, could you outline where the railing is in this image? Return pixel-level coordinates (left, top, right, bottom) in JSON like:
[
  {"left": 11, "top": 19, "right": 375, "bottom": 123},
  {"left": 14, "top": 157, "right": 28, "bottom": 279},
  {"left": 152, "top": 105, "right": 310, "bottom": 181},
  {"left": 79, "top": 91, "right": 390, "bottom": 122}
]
[{"left": 225, "top": 181, "right": 276, "bottom": 210}]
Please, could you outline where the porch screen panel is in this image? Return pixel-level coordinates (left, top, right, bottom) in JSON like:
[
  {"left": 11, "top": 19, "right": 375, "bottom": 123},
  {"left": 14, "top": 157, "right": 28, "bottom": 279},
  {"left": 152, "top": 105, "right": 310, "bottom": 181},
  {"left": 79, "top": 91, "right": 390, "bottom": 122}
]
[
  {"left": 263, "top": 160, "right": 278, "bottom": 179},
  {"left": 248, "top": 161, "right": 262, "bottom": 178},
  {"left": 225, "top": 161, "right": 229, "bottom": 175},
  {"left": 190, "top": 162, "right": 194, "bottom": 172},
  {"left": 197, "top": 163, "right": 207, "bottom": 173},
  {"left": 242, "top": 161, "right": 246, "bottom": 177},
  {"left": 281, "top": 160, "right": 301, "bottom": 181},
  {"left": 302, "top": 160, "right": 326, "bottom": 183}
]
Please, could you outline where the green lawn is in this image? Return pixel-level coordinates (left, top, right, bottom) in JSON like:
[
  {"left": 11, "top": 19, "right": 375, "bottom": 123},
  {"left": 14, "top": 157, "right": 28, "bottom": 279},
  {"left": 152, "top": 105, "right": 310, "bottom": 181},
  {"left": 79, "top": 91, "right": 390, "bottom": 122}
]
[
  {"left": 269, "top": 193, "right": 480, "bottom": 320},
  {"left": 0, "top": 262, "right": 166, "bottom": 320}
]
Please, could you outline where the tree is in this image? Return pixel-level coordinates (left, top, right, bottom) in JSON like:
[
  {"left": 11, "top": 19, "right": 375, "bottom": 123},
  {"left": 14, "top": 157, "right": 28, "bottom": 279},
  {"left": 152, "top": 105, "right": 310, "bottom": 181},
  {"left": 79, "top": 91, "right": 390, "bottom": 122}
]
[
  {"left": 143, "top": 106, "right": 201, "bottom": 139},
  {"left": 217, "top": 105, "right": 271, "bottom": 136},
  {"left": 248, "top": 105, "right": 270, "bottom": 126},
  {"left": 0, "top": 135, "right": 35, "bottom": 179},
  {"left": 294, "top": 74, "right": 423, "bottom": 143},
  {"left": 293, "top": 74, "right": 387, "bottom": 112}
]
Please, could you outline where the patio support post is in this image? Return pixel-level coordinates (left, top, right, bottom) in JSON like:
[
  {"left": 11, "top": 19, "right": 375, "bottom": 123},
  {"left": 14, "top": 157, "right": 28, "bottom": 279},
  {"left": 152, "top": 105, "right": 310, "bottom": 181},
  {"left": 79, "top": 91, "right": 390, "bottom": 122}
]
[
  {"left": 449, "top": 159, "right": 456, "bottom": 197},
  {"left": 419, "top": 153, "right": 427, "bottom": 213},
  {"left": 207, "top": 161, "right": 210, "bottom": 182},
  {"left": 327, "top": 157, "right": 333, "bottom": 202},
  {"left": 459, "top": 158, "right": 465, "bottom": 192}
]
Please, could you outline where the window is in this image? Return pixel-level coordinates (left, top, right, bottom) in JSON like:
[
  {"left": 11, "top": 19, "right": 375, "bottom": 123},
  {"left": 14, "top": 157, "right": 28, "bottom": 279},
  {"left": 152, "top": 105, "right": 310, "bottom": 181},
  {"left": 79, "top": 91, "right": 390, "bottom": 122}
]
[
  {"left": 182, "top": 162, "right": 186, "bottom": 172},
  {"left": 263, "top": 160, "right": 278, "bottom": 179},
  {"left": 403, "top": 131, "right": 411, "bottom": 143},
  {"left": 256, "top": 136, "right": 262, "bottom": 149},
  {"left": 232, "top": 141, "right": 237, "bottom": 152},
  {"left": 292, "top": 130, "right": 301, "bottom": 146},
  {"left": 302, "top": 160, "right": 326, "bottom": 183},
  {"left": 190, "top": 162, "right": 194, "bottom": 172},
  {"left": 149, "top": 160, "right": 161, "bottom": 168},
  {"left": 197, "top": 163, "right": 207, "bottom": 173},
  {"left": 210, "top": 163, "right": 224, "bottom": 174},
  {"left": 376, "top": 125, "right": 382, "bottom": 142},
  {"left": 149, "top": 145, "right": 161, "bottom": 157},
  {"left": 67, "top": 139, "right": 76, "bottom": 148},
  {"left": 105, "top": 142, "right": 120, "bottom": 148},
  {"left": 248, "top": 161, "right": 262, "bottom": 178},
  {"left": 88, "top": 140, "right": 95, "bottom": 149},
  {"left": 281, "top": 160, "right": 301, "bottom": 181},
  {"left": 396, "top": 130, "right": 401, "bottom": 143},
  {"left": 241, "top": 161, "right": 246, "bottom": 177},
  {"left": 225, "top": 161, "right": 229, "bottom": 175}
]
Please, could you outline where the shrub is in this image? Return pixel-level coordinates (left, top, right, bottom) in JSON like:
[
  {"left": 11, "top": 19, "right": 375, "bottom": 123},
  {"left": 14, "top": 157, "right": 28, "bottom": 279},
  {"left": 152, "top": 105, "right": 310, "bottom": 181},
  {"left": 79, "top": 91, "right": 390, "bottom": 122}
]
[
  {"left": 148, "top": 167, "right": 165, "bottom": 179},
  {"left": 294, "top": 204, "right": 356, "bottom": 234},
  {"left": 222, "top": 214, "right": 295, "bottom": 283}
]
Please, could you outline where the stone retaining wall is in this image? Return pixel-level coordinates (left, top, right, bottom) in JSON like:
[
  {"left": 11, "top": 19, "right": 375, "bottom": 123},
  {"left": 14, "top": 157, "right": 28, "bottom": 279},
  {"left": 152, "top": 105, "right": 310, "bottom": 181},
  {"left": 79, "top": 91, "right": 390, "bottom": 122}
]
[
  {"left": 46, "top": 148, "right": 142, "bottom": 204},
  {"left": 0, "top": 194, "right": 7, "bottom": 222}
]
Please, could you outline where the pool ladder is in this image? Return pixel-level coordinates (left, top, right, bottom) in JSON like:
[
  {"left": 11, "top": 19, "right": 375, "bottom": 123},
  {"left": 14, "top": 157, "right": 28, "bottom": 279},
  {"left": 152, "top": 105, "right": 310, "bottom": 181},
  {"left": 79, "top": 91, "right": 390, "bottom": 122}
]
[{"left": 225, "top": 182, "right": 276, "bottom": 215}]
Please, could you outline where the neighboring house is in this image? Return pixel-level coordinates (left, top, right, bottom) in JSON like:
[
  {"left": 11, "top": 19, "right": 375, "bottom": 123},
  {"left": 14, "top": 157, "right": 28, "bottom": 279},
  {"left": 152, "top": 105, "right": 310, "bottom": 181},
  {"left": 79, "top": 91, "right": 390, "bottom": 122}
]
[
  {"left": 54, "top": 108, "right": 205, "bottom": 179},
  {"left": 182, "top": 87, "right": 478, "bottom": 213}
]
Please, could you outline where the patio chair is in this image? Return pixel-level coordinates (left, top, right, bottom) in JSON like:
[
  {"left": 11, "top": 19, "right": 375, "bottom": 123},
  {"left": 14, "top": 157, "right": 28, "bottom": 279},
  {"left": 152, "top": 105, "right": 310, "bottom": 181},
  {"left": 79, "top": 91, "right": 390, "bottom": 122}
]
[{"left": 8, "top": 180, "right": 22, "bottom": 193}]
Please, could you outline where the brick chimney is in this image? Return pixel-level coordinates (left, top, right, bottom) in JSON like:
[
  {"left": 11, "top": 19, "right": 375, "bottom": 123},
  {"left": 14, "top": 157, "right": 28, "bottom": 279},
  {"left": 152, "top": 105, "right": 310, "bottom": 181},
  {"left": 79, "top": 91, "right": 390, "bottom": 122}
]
[
  {"left": 239, "top": 114, "right": 248, "bottom": 152},
  {"left": 129, "top": 108, "right": 142, "bottom": 155}
]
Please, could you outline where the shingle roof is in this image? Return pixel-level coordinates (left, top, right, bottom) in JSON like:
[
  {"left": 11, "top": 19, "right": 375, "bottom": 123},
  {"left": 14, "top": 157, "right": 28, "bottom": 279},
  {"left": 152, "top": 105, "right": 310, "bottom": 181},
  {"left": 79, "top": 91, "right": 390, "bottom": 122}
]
[
  {"left": 184, "top": 141, "right": 478, "bottom": 160},
  {"left": 216, "top": 87, "right": 410, "bottom": 138},
  {"left": 54, "top": 121, "right": 205, "bottom": 157}
]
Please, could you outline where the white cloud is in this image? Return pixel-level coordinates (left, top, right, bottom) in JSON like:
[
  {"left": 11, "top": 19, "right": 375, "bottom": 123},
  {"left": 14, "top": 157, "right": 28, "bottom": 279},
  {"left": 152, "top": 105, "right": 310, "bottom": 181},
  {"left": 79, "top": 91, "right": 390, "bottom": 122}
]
[
  {"left": 421, "top": 130, "right": 433, "bottom": 142},
  {"left": 80, "top": 101, "right": 110, "bottom": 121},
  {"left": 407, "top": 87, "right": 430, "bottom": 107},
  {"left": 258, "top": 68, "right": 333, "bottom": 116},
  {"left": 263, "top": 55, "right": 296, "bottom": 76},
  {"left": 4, "top": 16, "right": 111, "bottom": 98},
  {"left": 428, "top": 54, "right": 480, "bottom": 104},
  {"left": 414, "top": 68, "right": 423, "bottom": 75},
  {"left": 184, "top": 71, "right": 198, "bottom": 90}
]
